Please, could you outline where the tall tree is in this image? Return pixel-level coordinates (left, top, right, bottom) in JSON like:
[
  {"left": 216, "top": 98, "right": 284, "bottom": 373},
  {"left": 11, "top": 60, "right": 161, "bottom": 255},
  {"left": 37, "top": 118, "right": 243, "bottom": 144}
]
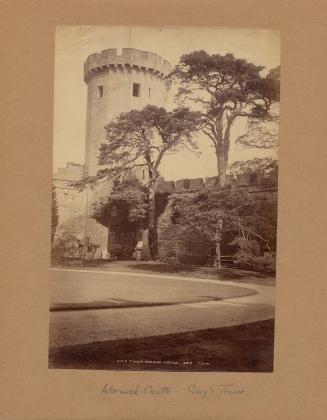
[
  {"left": 172, "top": 187, "right": 256, "bottom": 265},
  {"left": 172, "top": 51, "right": 280, "bottom": 187},
  {"left": 81, "top": 105, "right": 201, "bottom": 260},
  {"left": 172, "top": 51, "right": 279, "bottom": 267}
]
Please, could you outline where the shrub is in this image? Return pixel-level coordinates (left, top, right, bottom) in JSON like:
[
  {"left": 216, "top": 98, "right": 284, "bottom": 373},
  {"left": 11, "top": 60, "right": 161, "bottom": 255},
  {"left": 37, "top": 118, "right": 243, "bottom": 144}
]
[{"left": 233, "top": 250, "right": 276, "bottom": 273}]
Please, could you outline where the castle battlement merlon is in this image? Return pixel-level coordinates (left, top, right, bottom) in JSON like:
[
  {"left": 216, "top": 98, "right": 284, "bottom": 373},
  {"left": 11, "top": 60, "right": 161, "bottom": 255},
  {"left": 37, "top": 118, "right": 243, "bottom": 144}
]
[
  {"left": 84, "top": 48, "right": 172, "bottom": 81},
  {"left": 156, "top": 170, "right": 279, "bottom": 194}
]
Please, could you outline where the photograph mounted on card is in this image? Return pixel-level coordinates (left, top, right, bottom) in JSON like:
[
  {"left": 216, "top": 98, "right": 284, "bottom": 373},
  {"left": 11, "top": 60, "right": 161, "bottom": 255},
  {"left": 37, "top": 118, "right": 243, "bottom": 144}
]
[{"left": 50, "top": 25, "right": 280, "bottom": 372}]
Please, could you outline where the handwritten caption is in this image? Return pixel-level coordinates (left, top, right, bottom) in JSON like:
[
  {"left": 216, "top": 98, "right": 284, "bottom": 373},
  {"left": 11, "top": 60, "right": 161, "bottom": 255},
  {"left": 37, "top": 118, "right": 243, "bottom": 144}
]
[
  {"left": 99, "top": 359, "right": 246, "bottom": 399},
  {"left": 100, "top": 384, "right": 246, "bottom": 399}
]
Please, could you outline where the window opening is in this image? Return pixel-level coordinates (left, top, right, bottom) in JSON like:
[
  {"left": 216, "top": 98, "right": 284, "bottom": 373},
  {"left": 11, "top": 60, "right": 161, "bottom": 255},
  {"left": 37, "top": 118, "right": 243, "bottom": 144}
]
[
  {"left": 98, "top": 85, "right": 103, "bottom": 97},
  {"left": 133, "top": 83, "right": 141, "bottom": 97}
]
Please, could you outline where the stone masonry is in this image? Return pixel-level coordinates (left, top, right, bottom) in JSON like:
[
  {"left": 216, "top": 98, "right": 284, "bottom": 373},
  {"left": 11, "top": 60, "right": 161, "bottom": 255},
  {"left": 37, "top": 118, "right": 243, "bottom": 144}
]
[
  {"left": 156, "top": 170, "right": 278, "bottom": 264},
  {"left": 53, "top": 48, "right": 172, "bottom": 258}
]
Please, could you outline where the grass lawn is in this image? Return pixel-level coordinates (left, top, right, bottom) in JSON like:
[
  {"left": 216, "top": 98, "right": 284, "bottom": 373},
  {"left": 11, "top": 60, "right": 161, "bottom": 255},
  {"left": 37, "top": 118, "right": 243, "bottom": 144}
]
[
  {"left": 49, "top": 319, "right": 274, "bottom": 372},
  {"left": 55, "top": 260, "right": 275, "bottom": 287},
  {"left": 124, "top": 262, "right": 276, "bottom": 286}
]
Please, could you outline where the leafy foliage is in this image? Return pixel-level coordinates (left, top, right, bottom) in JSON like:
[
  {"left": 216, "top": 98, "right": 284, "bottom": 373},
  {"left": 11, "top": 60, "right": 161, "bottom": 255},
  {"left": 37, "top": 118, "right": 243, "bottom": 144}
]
[
  {"left": 73, "top": 105, "right": 202, "bottom": 191},
  {"left": 72, "top": 105, "right": 202, "bottom": 260},
  {"left": 228, "top": 157, "right": 278, "bottom": 177},
  {"left": 172, "top": 187, "right": 277, "bottom": 270},
  {"left": 172, "top": 51, "right": 280, "bottom": 186},
  {"left": 91, "top": 177, "right": 149, "bottom": 233},
  {"left": 93, "top": 105, "right": 202, "bottom": 260},
  {"left": 235, "top": 106, "right": 279, "bottom": 149},
  {"left": 175, "top": 227, "right": 214, "bottom": 266},
  {"left": 233, "top": 247, "right": 276, "bottom": 273},
  {"left": 173, "top": 52, "right": 280, "bottom": 116},
  {"left": 170, "top": 158, "right": 278, "bottom": 271},
  {"left": 172, "top": 187, "right": 257, "bottom": 244},
  {"left": 96, "top": 105, "right": 202, "bottom": 182}
]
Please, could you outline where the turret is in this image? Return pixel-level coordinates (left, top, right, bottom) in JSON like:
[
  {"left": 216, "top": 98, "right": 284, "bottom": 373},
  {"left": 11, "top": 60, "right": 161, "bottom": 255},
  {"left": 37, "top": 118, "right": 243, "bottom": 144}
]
[{"left": 83, "top": 48, "right": 171, "bottom": 176}]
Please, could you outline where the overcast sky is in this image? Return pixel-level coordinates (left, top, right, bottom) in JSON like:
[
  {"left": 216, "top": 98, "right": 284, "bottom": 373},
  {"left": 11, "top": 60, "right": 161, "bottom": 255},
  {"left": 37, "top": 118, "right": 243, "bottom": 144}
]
[{"left": 53, "top": 26, "right": 280, "bottom": 180}]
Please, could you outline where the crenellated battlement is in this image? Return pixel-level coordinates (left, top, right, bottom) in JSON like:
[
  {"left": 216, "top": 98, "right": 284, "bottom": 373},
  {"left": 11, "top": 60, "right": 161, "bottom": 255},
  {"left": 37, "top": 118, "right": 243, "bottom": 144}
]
[
  {"left": 84, "top": 48, "right": 172, "bottom": 82},
  {"left": 156, "top": 170, "right": 278, "bottom": 194}
]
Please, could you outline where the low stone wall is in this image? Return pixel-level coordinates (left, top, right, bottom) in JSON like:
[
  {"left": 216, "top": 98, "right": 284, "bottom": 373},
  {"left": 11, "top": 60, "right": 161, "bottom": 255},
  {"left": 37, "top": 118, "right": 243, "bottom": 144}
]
[{"left": 156, "top": 170, "right": 278, "bottom": 194}]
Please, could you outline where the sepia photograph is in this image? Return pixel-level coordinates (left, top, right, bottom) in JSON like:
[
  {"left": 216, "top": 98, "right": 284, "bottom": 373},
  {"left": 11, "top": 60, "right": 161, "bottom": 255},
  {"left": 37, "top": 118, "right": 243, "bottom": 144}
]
[{"left": 49, "top": 25, "right": 280, "bottom": 372}]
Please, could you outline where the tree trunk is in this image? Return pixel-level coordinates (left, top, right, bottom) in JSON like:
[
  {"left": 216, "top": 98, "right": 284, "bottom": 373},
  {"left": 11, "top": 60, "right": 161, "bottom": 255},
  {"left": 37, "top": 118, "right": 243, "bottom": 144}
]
[
  {"left": 217, "top": 153, "right": 228, "bottom": 188},
  {"left": 214, "top": 214, "right": 223, "bottom": 270},
  {"left": 214, "top": 235, "right": 221, "bottom": 270},
  {"left": 212, "top": 117, "right": 233, "bottom": 270},
  {"left": 148, "top": 181, "right": 159, "bottom": 260},
  {"left": 214, "top": 148, "right": 228, "bottom": 270}
]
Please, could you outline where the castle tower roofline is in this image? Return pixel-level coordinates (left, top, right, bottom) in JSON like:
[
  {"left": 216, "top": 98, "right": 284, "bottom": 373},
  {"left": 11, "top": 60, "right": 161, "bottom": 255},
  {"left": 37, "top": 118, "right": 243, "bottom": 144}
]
[{"left": 84, "top": 48, "right": 172, "bottom": 82}]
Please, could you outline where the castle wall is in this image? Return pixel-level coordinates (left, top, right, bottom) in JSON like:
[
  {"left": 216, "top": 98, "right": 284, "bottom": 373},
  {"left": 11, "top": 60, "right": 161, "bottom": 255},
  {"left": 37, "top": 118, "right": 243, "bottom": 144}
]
[
  {"left": 53, "top": 163, "right": 87, "bottom": 229},
  {"left": 53, "top": 163, "right": 278, "bottom": 262},
  {"left": 84, "top": 48, "right": 171, "bottom": 79},
  {"left": 156, "top": 169, "right": 279, "bottom": 194},
  {"left": 53, "top": 163, "right": 88, "bottom": 257},
  {"left": 155, "top": 171, "right": 278, "bottom": 263},
  {"left": 53, "top": 162, "right": 110, "bottom": 258}
]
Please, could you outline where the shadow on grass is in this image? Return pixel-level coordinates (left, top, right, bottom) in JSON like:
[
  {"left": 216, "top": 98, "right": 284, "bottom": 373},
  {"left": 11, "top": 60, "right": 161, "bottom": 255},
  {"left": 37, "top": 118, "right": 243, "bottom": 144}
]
[
  {"left": 214, "top": 268, "right": 273, "bottom": 280},
  {"left": 125, "top": 262, "right": 275, "bottom": 286},
  {"left": 126, "top": 262, "right": 198, "bottom": 274},
  {"left": 50, "top": 297, "right": 224, "bottom": 312},
  {"left": 49, "top": 319, "right": 274, "bottom": 372}
]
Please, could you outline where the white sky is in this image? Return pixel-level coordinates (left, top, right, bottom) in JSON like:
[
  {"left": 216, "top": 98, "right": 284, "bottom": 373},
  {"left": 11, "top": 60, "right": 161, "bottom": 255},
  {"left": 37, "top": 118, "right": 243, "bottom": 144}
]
[{"left": 53, "top": 26, "right": 280, "bottom": 180}]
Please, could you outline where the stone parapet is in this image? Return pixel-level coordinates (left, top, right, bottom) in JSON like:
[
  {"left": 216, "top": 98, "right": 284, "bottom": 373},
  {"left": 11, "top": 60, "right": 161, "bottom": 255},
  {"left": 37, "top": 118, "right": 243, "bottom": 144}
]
[
  {"left": 175, "top": 178, "right": 204, "bottom": 192},
  {"left": 156, "top": 169, "right": 278, "bottom": 194},
  {"left": 84, "top": 48, "right": 172, "bottom": 81}
]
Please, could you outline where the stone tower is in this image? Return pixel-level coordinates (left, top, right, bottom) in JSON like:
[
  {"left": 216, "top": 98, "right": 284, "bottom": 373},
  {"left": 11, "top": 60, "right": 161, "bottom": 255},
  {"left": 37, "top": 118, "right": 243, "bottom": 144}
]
[
  {"left": 82, "top": 48, "right": 172, "bottom": 257},
  {"left": 84, "top": 48, "right": 172, "bottom": 176}
]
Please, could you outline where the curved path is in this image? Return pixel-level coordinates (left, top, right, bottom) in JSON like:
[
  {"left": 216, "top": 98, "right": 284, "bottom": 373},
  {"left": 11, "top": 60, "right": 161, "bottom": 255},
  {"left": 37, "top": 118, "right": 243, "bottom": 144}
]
[{"left": 49, "top": 269, "right": 275, "bottom": 348}]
